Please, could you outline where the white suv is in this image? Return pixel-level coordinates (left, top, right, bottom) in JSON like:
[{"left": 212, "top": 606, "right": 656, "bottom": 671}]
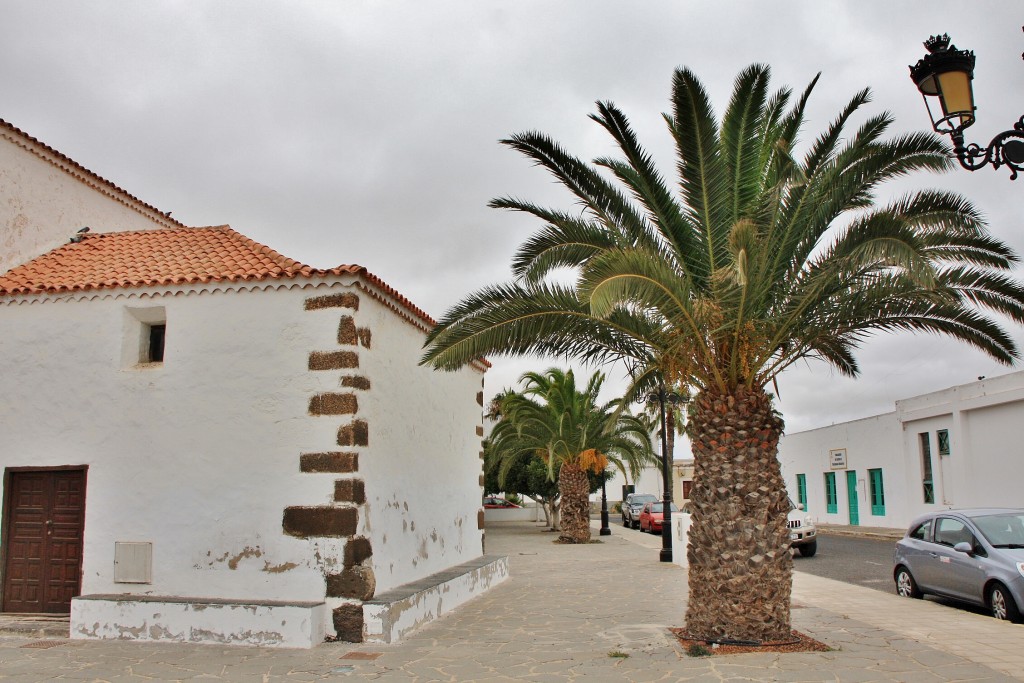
[{"left": 789, "top": 502, "right": 817, "bottom": 557}]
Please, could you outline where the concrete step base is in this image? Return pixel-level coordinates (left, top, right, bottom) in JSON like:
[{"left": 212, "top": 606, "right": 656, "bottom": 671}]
[{"left": 0, "top": 614, "right": 71, "bottom": 638}]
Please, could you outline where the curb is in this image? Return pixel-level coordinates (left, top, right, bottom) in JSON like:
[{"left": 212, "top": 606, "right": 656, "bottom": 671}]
[{"left": 817, "top": 527, "right": 903, "bottom": 541}]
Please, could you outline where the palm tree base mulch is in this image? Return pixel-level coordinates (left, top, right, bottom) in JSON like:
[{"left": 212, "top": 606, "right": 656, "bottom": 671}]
[{"left": 670, "top": 628, "right": 830, "bottom": 656}]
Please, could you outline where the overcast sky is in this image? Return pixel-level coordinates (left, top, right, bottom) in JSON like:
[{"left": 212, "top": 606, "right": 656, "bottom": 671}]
[{"left": 3, "top": 1, "right": 1022, "bottom": 434}]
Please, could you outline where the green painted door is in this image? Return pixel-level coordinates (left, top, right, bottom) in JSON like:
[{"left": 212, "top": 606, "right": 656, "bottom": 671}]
[
  {"left": 846, "top": 470, "right": 859, "bottom": 526},
  {"left": 825, "top": 472, "right": 838, "bottom": 513}
]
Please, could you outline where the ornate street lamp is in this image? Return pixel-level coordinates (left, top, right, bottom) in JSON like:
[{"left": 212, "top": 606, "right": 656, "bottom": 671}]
[
  {"left": 909, "top": 30, "right": 1024, "bottom": 179},
  {"left": 643, "top": 387, "right": 689, "bottom": 562}
]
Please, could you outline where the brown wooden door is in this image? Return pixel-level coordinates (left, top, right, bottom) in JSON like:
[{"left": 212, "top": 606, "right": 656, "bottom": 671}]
[{"left": 2, "top": 469, "right": 86, "bottom": 613}]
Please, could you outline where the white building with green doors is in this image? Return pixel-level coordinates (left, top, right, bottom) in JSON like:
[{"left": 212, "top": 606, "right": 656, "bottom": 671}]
[{"left": 778, "top": 371, "right": 1024, "bottom": 531}]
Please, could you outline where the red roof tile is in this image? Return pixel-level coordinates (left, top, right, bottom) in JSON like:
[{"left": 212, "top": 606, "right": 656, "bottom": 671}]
[{"left": 0, "top": 226, "right": 436, "bottom": 326}]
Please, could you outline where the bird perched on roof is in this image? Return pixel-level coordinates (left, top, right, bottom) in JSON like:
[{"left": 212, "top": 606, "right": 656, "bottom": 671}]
[{"left": 69, "top": 226, "right": 90, "bottom": 243}]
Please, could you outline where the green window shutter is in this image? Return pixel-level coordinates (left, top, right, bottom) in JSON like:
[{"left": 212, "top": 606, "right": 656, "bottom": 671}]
[
  {"left": 869, "top": 468, "right": 885, "bottom": 516},
  {"left": 920, "top": 433, "right": 934, "bottom": 504},
  {"left": 796, "top": 474, "right": 807, "bottom": 510},
  {"left": 824, "top": 472, "right": 837, "bottom": 514}
]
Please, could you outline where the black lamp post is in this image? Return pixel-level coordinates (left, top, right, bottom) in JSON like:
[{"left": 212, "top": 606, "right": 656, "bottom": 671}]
[
  {"left": 599, "top": 473, "right": 611, "bottom": 536},
  {"left": 644, "top": 386, "right": 688, "bottom": 562},
  {"left": 909, "top": 30, "right": 1024, "bottom": 179}
]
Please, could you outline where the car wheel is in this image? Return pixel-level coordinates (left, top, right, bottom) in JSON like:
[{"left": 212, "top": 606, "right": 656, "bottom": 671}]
[
  {"left": 632, "top": 520, "right": 639, "bottom": 530},
  {"left": 895, "top": 566, "right": 923, "bottom": 599},
  {"left": 798, "top": 540, "right": 817, "bottom": 558},
  {"left": 988, "top": 583, "right": 1023, "bottom": 623}
]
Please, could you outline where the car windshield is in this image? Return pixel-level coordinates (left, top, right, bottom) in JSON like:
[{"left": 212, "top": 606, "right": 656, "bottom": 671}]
[
  {"left": 631, "top": 495, "right": 657, "bottom": 505},
  {"left": 649, "top": 503, "right": 679, "bottom": 513},
  {"left": 970, "top": 512, "right": 1024, "bottom": 547}
]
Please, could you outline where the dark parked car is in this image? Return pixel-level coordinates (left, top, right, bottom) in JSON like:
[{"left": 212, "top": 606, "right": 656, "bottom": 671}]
[
  {"left": 483, "top": 497, "right": 521, "bottom": 509},
  {"left": 639, "top": 501, "right": 680, "bottom": 534},
  {"left": 622, "top": 493, "right": 657, "bottom": 529},
  {"left": 893, "top": 508, "right": 1024, "bottom": 622}
]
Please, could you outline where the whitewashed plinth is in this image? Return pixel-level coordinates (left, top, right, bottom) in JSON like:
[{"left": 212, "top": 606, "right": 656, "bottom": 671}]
[
  {"left": 71, "top": 594, "right": 327, "bottom": 648},
  {"left": 672, "top": 513, "right": 692, "bottom": 568},
  {"left": 363, "top": 554, "right": 509, "bottom": 644}
]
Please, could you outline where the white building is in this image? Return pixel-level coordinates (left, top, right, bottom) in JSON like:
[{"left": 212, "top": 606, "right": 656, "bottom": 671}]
[
  {"left": 778, "top": 371, "right": 1024, "bottom": 531},
  {"left": 1, "top": 118, "right": 179, "bottom": 272},
  {"left": 601, "top": 430, "right": 695, "bottom": 515},
  {"left": 0, "top": 121, "right": 505, "bottom": 648}
]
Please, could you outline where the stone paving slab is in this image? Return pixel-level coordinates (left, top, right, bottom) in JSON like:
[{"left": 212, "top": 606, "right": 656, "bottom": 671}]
[{"left": 0, "top": 520, "right": 1021, "bottom": 681}]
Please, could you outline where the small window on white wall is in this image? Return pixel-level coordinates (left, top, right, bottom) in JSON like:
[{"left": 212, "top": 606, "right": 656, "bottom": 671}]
[
  {"left": 123, "top": 306, "right": 167, "bottom": 367},
  {"left": 146, "top": 323, "right": 166, "bottom": 362}
]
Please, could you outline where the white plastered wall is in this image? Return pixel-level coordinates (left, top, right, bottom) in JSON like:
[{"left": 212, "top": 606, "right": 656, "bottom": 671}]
[
  {"left": 780, "top": 370, "right": 1024, "bottom": 530},
  {"left": 1, "top": 277, "right": 484, "bottom": 607},
  {"left": 778, "top": 413, "right": 907, "bottom": 528},
  {"left": 0, "top": 282, "right": 348, "bottom": 604},
  {"left": 337, "top": 290, "right": 485, "bottom": 593},
  {"left": 896, "top": 372, "right": 1024, "bottom": 515},
  {"left": 0, "top": 128, "right": 176, "bottom": 273}
]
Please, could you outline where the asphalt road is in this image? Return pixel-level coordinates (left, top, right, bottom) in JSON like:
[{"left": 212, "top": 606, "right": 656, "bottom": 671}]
[
  {"left": 611, "top": 522, "right": 1000, "bottom": 620},
  {"left": 792, "top": 534, "right": 897, "bottom": 594},
  {"left": 613, "top": 519, "right": 901, "bottom": 595}
]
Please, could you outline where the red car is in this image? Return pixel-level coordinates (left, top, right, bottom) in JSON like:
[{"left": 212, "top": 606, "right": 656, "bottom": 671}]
[
  {"left": 483, "top": 496, "right": 521, "bottom": 509},
  {"left": 639, "top": 501, "right": 680, "bottom": 534}
]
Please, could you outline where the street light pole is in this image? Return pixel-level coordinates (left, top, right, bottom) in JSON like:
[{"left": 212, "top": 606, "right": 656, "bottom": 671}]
[
  {"left": 655, "top": 389, "right": 673, "bottom": 562},
  {"left": 599, "top": 474, "right": 611, "bottom": 536},
  {"left": 644, "top": 386, "right": 687, "bottom": 562}
]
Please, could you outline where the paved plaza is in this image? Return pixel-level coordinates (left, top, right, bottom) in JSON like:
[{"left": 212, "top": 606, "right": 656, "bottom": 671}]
[{"left": 1, "top": 520, "right": 1022, "bottom": 682}]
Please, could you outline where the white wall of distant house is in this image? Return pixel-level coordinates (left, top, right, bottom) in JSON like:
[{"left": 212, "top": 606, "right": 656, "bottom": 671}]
[
  {"left": 0, "top": 277, "right": 484, "bottom": 605},
  {"left": 0, "top": 130, "right": 173, "bottom": 272},
  {"left": 600, "top": 430, "right": 693, "bottom": 510},
  {"left": 602, "top": 463, "right": 668, "bottom": 504},
  {"left": 777, "top": 413, "right": 907, "bottom": 529},
  {"left": 779, "top": 371, "right": 1024, "bottom": 530},
  {"left": 348, "top": 291, "right": 485, "bottom": 592}
]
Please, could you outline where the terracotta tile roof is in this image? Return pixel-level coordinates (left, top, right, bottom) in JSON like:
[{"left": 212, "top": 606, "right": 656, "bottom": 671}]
[
  {"left": 1, "top": 118, "right": 185, "bottom": 228},
  {"left": 0, "top": 226, "right": 435, "bottom": 326}
]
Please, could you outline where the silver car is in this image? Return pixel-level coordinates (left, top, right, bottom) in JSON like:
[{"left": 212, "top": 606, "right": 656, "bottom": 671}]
[
  {"left": 893, "top": 508, "right": 1024, "bottom": 622},
  {"left": 622, "top": 493, "right": 657, "bottom": 529}
]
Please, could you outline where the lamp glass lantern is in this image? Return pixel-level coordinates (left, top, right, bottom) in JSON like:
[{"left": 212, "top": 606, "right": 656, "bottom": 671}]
[{"left": 910, "top": 34, "right": 977, "bottom": 135}]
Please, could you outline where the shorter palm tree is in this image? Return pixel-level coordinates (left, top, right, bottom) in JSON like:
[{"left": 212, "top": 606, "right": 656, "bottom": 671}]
[{"left": 488, "top": 368, "right": 654, "bottom": 543}]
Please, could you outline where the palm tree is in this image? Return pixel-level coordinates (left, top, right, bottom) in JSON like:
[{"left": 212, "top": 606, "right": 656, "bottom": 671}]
[
  {"left": 422, "top": 65, "right": 1024, "bottom": 641},
  {"left": 638, "top": 382, "right": 690, "bottom": 470},
  {"left": 488, "top": 368, "right": 653, "bottom": 543}
]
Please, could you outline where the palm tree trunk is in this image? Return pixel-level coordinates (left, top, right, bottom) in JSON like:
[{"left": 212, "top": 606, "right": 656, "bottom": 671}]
[
  {"left": 684, "top": 386, "right": 791, "bottom": 642},
  {"left": 557, "top": 462, "right": 591, "bottom": 543}
]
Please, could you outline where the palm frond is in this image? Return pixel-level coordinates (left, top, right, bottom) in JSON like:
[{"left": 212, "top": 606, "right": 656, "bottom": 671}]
[
  {"left": 667, "top": 67, "right": 730, "bottom": 273},
  {"left": 721, "top": 64, "right": 771, "bottom": 224},
  {"left": 590, "top": 101, "right": 702, "bottom": 280},
  {"left": 499, "top": 132, "right": 650, "bottom": 246}
]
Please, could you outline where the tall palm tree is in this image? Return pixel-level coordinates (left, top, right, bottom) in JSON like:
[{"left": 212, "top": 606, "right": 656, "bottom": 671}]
[
  {"left": 422, "top": 65, "right": 1024, "bottom": 641},
  {"left": 638, "top": 382, "right": 690, "bottom": 470},
  {"left": 488, "top": 368, "right": 653, "bottom": 543}
]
